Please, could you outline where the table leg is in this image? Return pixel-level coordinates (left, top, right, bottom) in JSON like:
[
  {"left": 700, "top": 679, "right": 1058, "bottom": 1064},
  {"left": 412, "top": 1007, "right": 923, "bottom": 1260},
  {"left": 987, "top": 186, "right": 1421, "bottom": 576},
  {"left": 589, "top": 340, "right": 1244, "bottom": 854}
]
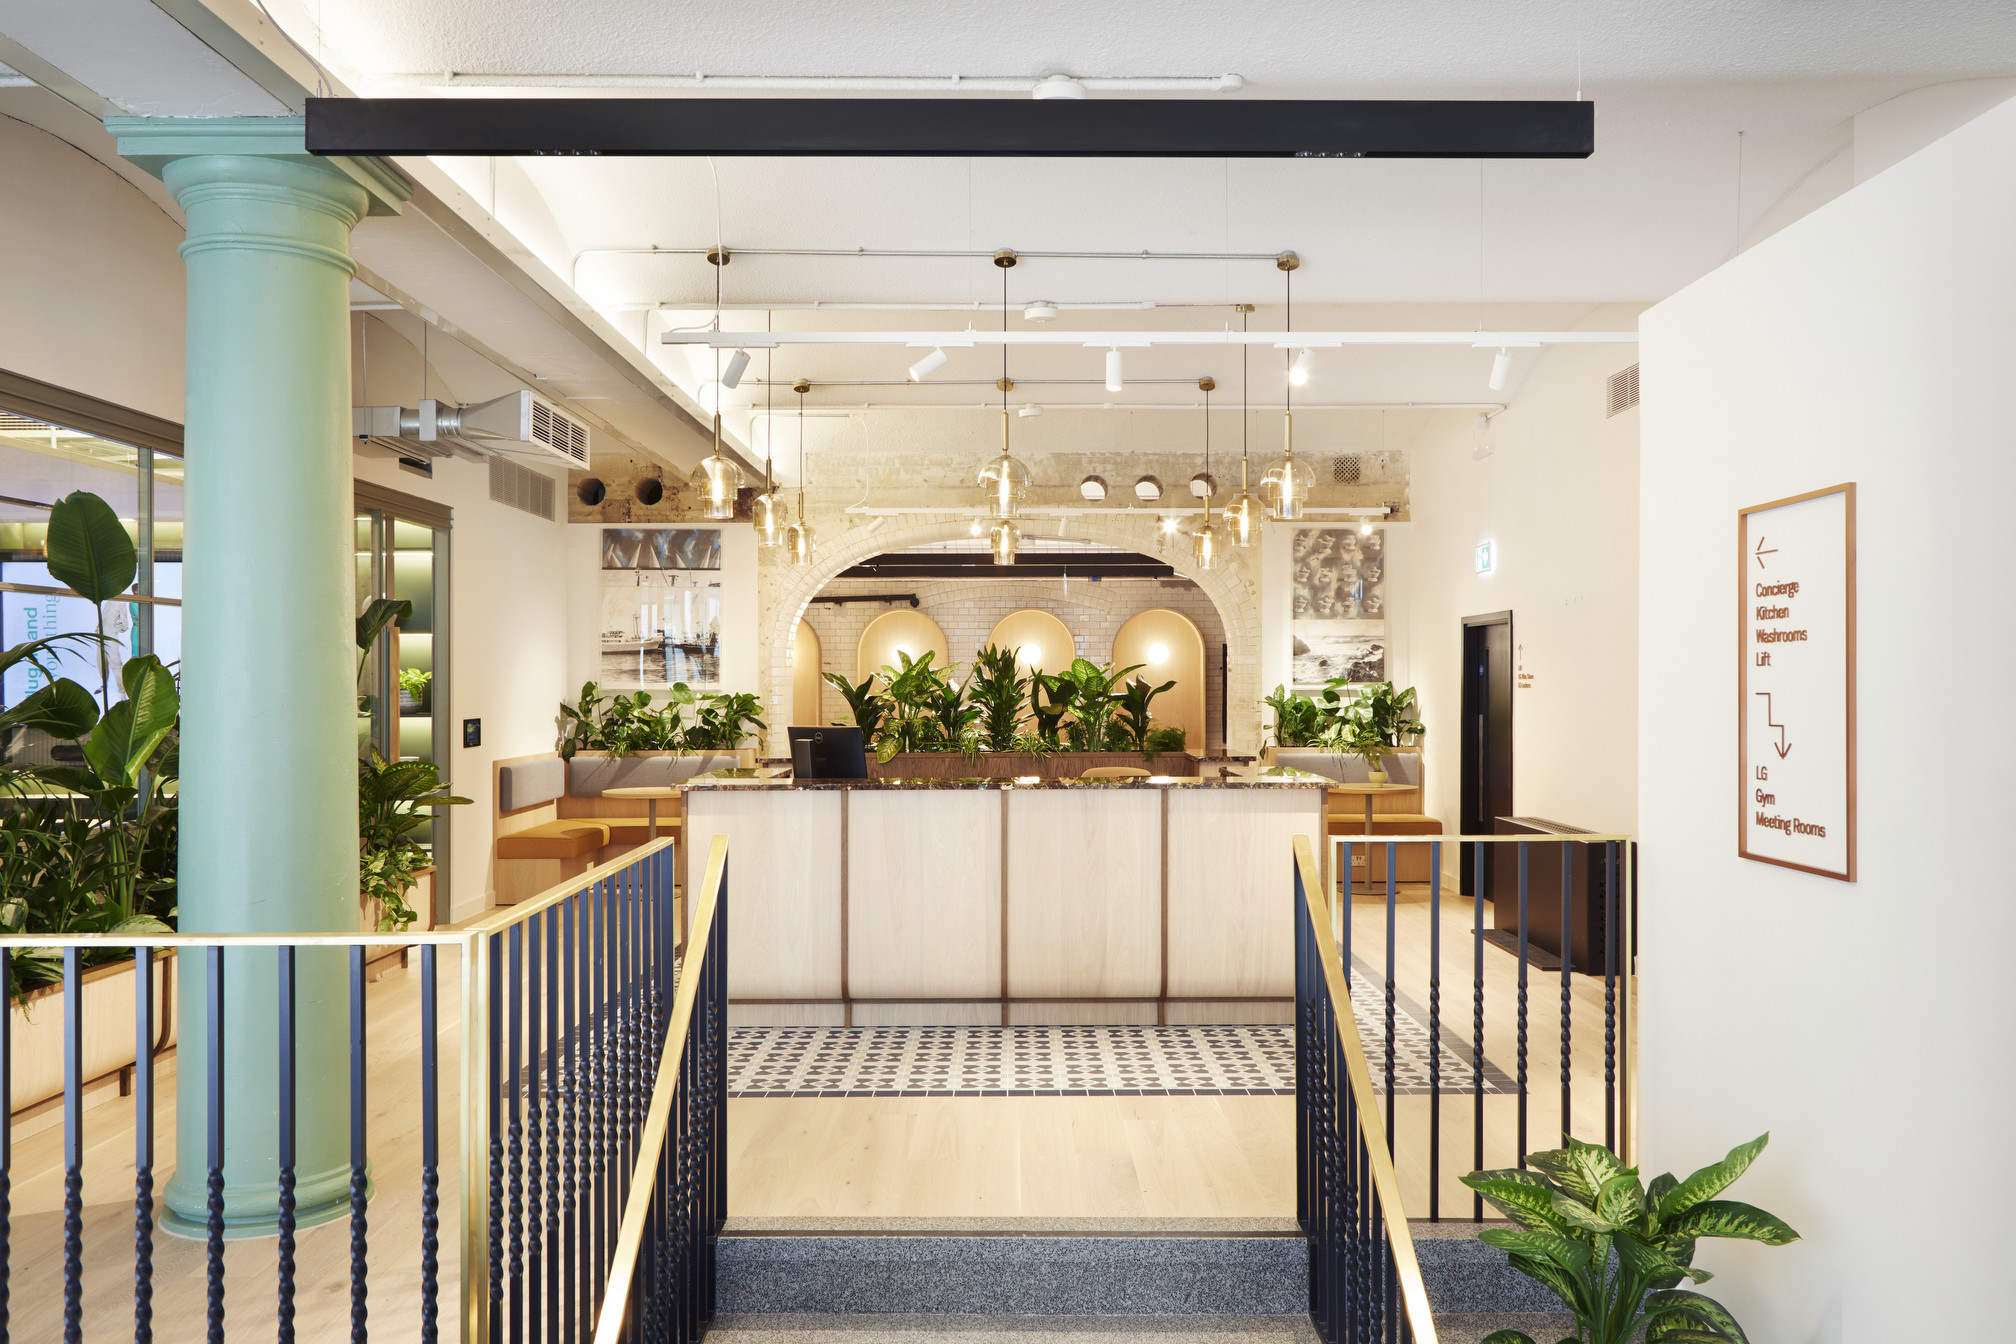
[{"left": 647, "top": 798, "right": 658, "bottom": 841}]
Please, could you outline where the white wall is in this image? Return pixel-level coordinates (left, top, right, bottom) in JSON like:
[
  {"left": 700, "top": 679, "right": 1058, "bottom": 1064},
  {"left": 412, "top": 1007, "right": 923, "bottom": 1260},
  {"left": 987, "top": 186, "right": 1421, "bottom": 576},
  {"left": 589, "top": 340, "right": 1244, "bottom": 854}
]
[
  {"left": 1638, "top": 96, "right": 2016, "bottom": 1344},
  {"left": 1401, "top": 312, "right": 1642, "bottom": 844},
  {"left": 355, "top": 316, "right": 570, "bottom": 922},
  {"left": 0, "top": 99, "right": 184, "bottom": 420}
]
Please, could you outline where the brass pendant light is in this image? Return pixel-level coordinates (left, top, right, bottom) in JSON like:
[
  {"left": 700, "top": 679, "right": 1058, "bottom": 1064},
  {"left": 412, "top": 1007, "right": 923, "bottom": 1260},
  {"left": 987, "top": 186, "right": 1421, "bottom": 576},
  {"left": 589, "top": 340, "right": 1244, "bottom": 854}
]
[
  {"left": 1190, "top": 377, "right": 1223, "bottom": 572},
  {"left": 1261, "top": 254, "right": 1314, "bottom": 521},
  {"left": 752, "top": 345, "right": 786, "bottom": 545},
  {"left": 975, "top": 252, "right": 1031, "bottom": 547},
  {"left": 989, "top": 518, "right": 1022, "bottom": 565},
  {"left": 784, "top": 380, "right": 814, "bottom": 565},
  {"left": 1223, "top": 306, "right": 1262, "bottom": 547}
]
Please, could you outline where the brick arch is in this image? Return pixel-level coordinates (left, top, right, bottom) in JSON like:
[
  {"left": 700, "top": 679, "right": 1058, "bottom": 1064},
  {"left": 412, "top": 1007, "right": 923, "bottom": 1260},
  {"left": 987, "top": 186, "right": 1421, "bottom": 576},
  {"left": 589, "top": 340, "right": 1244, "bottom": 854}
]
[{"left": 758, "top": 514, "right": 1263, "bottom": 755}]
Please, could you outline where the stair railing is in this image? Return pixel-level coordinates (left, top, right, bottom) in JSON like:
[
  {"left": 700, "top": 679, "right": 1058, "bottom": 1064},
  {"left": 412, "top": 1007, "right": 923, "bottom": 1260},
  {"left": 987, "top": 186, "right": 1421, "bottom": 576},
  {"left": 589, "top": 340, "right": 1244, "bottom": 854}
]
[
  {"left": 1295, "top": 834, "right": 1438, "bottom": 1344},
  {"left": 0, "top": 833, "right": 677, "bottom": 1343},
  {"left": 591, "top": 832, "right": 729, "bottom": 1344}
]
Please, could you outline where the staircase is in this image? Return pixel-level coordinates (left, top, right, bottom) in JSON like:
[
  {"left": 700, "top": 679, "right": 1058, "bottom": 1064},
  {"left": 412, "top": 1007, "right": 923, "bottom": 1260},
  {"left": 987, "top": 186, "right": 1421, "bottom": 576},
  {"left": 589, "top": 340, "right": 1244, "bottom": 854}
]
[{"left": 706, "top": 1218, "right": 1571, "bottom": 1343}]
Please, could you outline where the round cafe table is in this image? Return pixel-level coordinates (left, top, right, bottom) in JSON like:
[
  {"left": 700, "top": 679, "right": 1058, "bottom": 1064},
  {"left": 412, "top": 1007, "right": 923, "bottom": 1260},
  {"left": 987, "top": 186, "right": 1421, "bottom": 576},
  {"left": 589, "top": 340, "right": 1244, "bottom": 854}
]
[
  {"left": 1325, "top": 781, "right": 1417, "bottom": 830},
  {"left": 600, "top": 785, "right": 681, "bottom": 840}
]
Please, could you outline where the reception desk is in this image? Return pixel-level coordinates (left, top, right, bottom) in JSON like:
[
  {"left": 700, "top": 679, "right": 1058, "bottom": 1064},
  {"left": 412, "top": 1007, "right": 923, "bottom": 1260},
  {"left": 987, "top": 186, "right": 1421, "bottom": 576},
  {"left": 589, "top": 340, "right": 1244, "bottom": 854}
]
[{"left": 681, "top": 774, "right": 1326, "bottom": 1027}]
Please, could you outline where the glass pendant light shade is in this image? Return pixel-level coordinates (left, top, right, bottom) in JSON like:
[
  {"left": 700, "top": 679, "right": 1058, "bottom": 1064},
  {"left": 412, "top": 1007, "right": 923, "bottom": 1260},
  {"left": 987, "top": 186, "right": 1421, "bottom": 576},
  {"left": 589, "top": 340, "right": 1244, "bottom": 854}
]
[
  {"left": 977, "top": 448, "right": 1031, "bottom": 520},
  {"left": 696, "top": 442, "right": 745, "bottom": 521},
  {"left": 1262, "top": 414, "right": 1315, "bottom": 521},
  {"left": 1190, "top": 515, "right": 1223, "bottom": 571},
  {"left": 1224, "top": 460, "right": 1262, "bottom": 548},
  {"left": 786, "top": 515, "right": 815, "bottom": 566},
  {"left": 989, "top": 518, "right": 1022, "bottom": 565},
  {"left": 751, "top": 488, "right": 786, "bottom": 546}
]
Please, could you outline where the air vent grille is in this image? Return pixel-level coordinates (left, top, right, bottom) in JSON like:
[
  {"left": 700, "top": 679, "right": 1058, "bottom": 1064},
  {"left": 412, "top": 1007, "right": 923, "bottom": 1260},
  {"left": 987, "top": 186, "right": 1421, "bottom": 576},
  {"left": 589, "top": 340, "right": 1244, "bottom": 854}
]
[
  {"left": 1331, "top": 454, "right": 1361, "bottom": 484},
  {"left": 1606, "top": 363, "right": 1640, "bottom": 417},
  {"left": 0, "top": 413, "right": 49, "bottom": 432},
  {"left": 530, "top": 399, "right": 590, "bottom": 467},
  {"left": 489, "top": 457, "right": 556, "bottom": 520}
]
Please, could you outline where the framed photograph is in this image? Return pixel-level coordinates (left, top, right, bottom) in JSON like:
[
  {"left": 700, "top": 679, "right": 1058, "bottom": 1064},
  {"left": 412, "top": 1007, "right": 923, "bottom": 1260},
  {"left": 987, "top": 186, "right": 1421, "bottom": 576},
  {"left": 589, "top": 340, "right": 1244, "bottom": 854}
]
[
  {"left": 1292, "top": 526, "right": 1386, "bottom": 689},
  {"left": 599, "top": 527, "right": 724, "bottom": 689}
]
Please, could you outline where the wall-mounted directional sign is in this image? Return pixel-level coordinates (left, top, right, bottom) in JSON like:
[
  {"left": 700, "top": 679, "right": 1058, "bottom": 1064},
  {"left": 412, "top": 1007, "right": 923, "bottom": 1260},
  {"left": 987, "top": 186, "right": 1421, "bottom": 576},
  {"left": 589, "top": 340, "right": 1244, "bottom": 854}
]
[{"left": 1737, "top": 483, "right": 1856, "bottom": 880}]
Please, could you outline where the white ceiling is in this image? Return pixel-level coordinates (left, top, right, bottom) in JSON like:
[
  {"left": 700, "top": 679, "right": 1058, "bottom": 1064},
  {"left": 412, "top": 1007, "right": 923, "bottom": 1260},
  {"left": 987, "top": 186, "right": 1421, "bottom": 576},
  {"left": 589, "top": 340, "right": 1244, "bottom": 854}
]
[{"left": 7, "top": 0, "right": 2016, "bottom": 459}]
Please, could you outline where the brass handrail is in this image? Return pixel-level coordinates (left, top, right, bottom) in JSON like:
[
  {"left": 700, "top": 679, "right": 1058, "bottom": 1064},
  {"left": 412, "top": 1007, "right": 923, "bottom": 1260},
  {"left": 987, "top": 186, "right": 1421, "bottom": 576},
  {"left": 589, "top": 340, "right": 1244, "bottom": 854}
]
[
  {"left": 1295, "top": 834, "right": 1439, "bottom": 1344},
  {"left": 592, "top": 832, "right": 728, "bottom": 1344}
]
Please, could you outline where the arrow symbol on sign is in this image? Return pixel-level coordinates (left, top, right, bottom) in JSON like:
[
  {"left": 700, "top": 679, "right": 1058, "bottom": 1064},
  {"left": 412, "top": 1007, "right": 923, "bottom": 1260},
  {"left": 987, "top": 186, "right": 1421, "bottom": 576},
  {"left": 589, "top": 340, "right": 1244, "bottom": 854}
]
[
  {"left": 1754, "top": 691, "right": 1792, "bottom": 758},
  {"left": 1754, "top": 537, "right": 1777, "bottom": 569}
]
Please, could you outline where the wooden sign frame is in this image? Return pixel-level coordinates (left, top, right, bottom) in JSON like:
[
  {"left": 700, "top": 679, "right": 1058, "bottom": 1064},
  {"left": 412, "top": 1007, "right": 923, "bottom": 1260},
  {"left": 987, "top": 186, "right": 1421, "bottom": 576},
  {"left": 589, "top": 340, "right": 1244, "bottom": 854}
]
[{"left": 1737, "top": 482, "right": 1856, "bottom": 881}]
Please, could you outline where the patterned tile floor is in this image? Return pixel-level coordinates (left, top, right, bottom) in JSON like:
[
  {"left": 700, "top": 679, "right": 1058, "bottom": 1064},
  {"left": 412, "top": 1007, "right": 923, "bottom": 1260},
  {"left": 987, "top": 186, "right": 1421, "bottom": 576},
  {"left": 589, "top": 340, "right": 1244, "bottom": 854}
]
[{"left": 728, "top": 974, "right": 1512, "bottom": 1098}]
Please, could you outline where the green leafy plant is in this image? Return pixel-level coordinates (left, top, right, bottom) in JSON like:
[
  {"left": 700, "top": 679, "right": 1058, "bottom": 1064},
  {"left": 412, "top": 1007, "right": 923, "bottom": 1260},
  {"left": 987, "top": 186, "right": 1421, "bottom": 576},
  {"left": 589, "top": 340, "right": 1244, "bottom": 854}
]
[
  {"left": 822, "top": 671, "right": 888, "bottom": 742},
  {"left": 1333, "top": 713, "right": 1393, "bottom": 776},
  {"left": 1027, "top": 671, "right": 1077, "bottom": 747},
  {"left": 1340, "top": 680, "right": 1423, "bottom": 749},
  {"left": 689, "top": 691, "right": 767, "bottom": 750},
  {"left": 1111, "top": 674, "right": 1176, "bottom": 754},
  {"left": 1462, "top": 1134, "right": 1799, "bottom": 1344},
  {"left": 874, "top": 650, "right": 951, "bottom": 759},
  {"left": 398, "top": 666, "right": 431, "bottom": 706},
  {"left": 558, "top": 679, "right": 605, "bottom": 759},
  {"left": 1053, "top": 658, "right": 1142, "bottom": 752},
  {"left": 967, "top": 646, "right": 1028, "bottom": 752},
  {"left": 358, "top": 750, "right": 471, "bottom": 931},
  {"left": 1143, "top": 725, "right": 1187, "bottom": 755},
  {"left": 355, "top": 597, "right": 412, "bottom": 712},
  {"left": 45, "top": 490, "right": 137, "bottom": 704},
  {"left": 1264, "top": 684, "right": 1325, "bottom": 748}
]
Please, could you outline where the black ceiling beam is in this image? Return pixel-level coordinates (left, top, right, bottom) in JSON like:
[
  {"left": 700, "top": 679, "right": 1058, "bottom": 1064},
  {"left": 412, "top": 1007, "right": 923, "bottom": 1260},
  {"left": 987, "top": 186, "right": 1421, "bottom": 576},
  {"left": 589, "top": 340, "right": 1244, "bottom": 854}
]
[
  {"left": 838, "top": 559, "right": 1175, "bottom": 580},
  {"left": 305, "top": 97, "right": 1592, "bottom": 160}
]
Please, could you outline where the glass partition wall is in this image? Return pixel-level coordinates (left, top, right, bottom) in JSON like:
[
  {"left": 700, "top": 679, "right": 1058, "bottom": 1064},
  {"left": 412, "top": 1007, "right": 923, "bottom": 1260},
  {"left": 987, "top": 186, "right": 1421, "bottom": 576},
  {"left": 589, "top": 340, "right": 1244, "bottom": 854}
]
[{"left": 357, "top": 500, "right": 452, "bottom": 922}]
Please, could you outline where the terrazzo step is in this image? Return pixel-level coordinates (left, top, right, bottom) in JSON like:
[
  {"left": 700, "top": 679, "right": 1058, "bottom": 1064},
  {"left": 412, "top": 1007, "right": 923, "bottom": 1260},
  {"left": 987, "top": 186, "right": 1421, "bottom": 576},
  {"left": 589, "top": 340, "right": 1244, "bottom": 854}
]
[
  {"left": 717, "top": 1219, "right": 1306, "bottom": 1316},
  {"left": 1412, "top": 1223, "right": 1584, "bottom": 1315},
  {"left": 705, "top": 1312, "right": 1320, "bottom": 1342}
]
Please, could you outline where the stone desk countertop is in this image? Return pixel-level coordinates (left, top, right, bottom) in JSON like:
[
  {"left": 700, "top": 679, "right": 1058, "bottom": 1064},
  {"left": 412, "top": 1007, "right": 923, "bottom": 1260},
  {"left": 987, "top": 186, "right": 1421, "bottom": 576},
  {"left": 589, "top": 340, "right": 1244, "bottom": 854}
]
[{"left": 682, "top": 767, "right": 1329, "bottom": 792}]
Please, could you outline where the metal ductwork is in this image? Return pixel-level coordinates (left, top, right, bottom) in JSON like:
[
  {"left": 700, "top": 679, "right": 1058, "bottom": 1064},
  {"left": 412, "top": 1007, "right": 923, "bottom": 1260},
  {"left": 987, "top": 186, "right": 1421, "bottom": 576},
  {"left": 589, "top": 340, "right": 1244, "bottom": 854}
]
[{"left": 352, "top": 390, "right": 589, "bottom": 468}]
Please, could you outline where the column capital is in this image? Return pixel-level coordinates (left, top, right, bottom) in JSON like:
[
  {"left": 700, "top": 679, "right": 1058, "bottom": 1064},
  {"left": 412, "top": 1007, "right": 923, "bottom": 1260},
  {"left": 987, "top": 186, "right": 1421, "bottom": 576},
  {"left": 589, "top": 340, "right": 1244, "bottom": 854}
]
[{"left": 109, "top": 115, "right": 411, "bottom": 217}]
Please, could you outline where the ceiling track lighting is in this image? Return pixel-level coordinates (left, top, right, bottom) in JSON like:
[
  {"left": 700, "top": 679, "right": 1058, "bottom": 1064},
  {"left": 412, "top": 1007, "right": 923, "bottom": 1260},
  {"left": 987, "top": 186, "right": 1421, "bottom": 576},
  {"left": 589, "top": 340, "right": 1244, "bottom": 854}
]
[
  {"left": 1289, "top": 346, "right": 1315, "bottom": 387},
  {"left": 1105, "top": 347, "right": 1124, "bottom": 392},
  {"left": 907, "top": 346, "right": 948, "bottom": 382},
  {"left": 1487, "top": 347, "right": 1511, "bottom": 392},
  {"left": 721, "top": 347, "right": 751, "bottom": 389}
]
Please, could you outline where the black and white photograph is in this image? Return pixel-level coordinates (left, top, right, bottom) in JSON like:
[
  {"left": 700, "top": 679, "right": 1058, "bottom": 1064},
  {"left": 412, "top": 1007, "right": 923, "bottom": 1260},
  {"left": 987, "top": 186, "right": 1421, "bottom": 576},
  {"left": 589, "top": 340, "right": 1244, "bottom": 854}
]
[
  {"left": 1292, "top": 623, "right": 1386, "bottom": 688},
  {"left": 599, "top": 528, "right": 724, "bottom": 688},
  {"left": 601, "top": 527, "right": 721, "bottom": 571},
  {"left": 1291, "top": 525, "right": 1385, "bottom": 621}
]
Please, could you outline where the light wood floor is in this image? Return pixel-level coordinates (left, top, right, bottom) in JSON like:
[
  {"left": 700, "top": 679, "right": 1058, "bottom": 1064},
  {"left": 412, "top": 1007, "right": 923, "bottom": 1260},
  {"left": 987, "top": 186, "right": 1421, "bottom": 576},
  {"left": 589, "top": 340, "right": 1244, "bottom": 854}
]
[{"left": 728, "top": 1095, "right": 1295, "bottom": 1219}]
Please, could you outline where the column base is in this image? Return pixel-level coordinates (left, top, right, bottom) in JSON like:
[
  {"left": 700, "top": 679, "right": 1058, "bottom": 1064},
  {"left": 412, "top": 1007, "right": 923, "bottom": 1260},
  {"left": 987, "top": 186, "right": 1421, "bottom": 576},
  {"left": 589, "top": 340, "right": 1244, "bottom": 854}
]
[{"left": 159, "top": 1161, "right": 374, "bottom": 1241}]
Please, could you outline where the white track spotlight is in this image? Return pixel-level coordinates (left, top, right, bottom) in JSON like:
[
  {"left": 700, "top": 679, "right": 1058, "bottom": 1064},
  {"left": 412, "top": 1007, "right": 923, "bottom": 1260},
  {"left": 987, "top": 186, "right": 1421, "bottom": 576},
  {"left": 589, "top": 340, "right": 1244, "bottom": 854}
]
[
  {"left": 1078, "top": 475, "right": 1108, "bottom": 502},
  {"left": 908, "top": 346, "right": 948, "bottom": 382},
  {"left": 1023, "top": 301, "right": 1059, "bottom": 322},
  {"left": 1359, "top": 510, "right": 1381, "bottom": 535},
  {"left": 1487, "top": 347, "right": 1511, "bottom": 392},
  {"left": 721, "top": 348, "right": 751, "bottom": 389},
  {"left": 1289, "top": 347, "right": 1315, "bottom": 387},
  {"left": 865, "top": 515, "right": 886, "bottom": 534},
  {"left": 1017, "top": 405, "right": 1043, "bottom": 418},
  {"left": 1105, "top": 348, "right": 1124, "bottom": 392},
  {"left": 1032, "top": 75, "right": 1088, "bottom": 100}
]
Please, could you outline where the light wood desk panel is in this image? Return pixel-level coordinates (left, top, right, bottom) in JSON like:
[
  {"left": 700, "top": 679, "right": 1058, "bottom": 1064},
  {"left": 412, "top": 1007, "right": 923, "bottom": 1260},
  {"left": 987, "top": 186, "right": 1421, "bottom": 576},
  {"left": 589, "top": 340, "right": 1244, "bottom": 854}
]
[
  {"left": 1165, "top": 789, "right": 1319, "bottom": 999},
  {"left": 848, "top": 790, "right": 1002, "bottom": 1000},
  {"left": 687, "top": 788, "right": 844, "bottom": 1000},
  {"left": 1006, "top": 789, "right": 1162, "bottom": 999}
]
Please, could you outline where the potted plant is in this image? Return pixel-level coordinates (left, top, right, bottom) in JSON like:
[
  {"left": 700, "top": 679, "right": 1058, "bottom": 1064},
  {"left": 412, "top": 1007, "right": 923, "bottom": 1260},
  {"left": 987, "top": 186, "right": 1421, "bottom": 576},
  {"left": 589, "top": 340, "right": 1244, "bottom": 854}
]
[
  {"left": 1462, "top": 1134, "right": 1799, "bottom": 1344},
  {"left": 358, "top": 749, "right": 471, "bottom": 932},
  {"left": 557, "top": 680, "right": 765, "bottom": 759},
  {"left": 397, "top": 666, "right": 431, "bottom": 715},
  {"left": 1332, "top": 714, "right": 1395, "bottom": 782},
  {"left": 1263, "top": 684, "right": 1325, "bottom": 748}
]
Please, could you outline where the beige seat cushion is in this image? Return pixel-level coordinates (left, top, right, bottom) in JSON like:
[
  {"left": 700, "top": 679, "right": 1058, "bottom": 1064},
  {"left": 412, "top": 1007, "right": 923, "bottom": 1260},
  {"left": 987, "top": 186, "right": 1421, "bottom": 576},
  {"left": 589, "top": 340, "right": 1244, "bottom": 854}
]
[
  {"left": 497, "top": 820, "right": 610, "bottom": 860},
  {"left": 1327, "top": 813, "right": 1443, "bottom": 836},
  {"left": 1079, "top": 766, "right": 1152, "bottom": 780},
  {"left": 603, "top": 817, "right": 684, "bottom": 846}
]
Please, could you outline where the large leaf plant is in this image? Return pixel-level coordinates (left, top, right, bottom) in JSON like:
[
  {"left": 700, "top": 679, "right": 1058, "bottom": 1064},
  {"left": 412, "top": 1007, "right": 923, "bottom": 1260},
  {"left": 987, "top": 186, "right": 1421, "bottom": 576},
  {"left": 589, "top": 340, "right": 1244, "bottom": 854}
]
[
  {"left": 966, "top": 645, "right": 1028, "bottom": 752},
  {"left": 358, "top": 750, "right": 471, "bottom": 931},
  {"left": 1462, "top": 1134, "right": 1799, "bottom": 1344}
]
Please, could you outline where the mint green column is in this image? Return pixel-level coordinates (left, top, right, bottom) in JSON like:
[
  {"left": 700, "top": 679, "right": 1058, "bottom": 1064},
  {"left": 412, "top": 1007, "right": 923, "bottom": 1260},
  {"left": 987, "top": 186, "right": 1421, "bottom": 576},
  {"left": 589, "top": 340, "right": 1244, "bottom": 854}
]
[{"left": 112, "top": 119, "right": 410, "bottom": 1237}]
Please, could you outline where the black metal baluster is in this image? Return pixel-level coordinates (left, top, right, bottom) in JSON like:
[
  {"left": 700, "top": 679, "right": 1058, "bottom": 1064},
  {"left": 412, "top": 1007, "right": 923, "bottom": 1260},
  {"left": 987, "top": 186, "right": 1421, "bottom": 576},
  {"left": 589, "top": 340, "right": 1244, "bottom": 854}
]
[
  {"left": 1561, "top": 850, "right": 1574, "bottom": 1145},
  {"left": 529, "top": 914, "right": 545, "bottom": 1344},
  {"left": 510, "top": 922, "right": 526, "bottom": 1344},
  {"left": 0, "top": 948, "right": 11, "bottom": 1344},
  {"left": 133, "top": 946, "right": 154, "bottom": 1344},
  {"left": 591, "top": 880, "right": 608, "bottom": 1303},
  {"left": 1516, "top": 842, "right": 1529, "bottom": 1167},
  {"left": 1605, "top": 841, "right": 1619, "bottom": 1153},
  {"left": 1383, "top": 842, "right": 1397, "bottom": 1154},
  {"left": 62, "top": 946, "right": 82, "bottom": 1344},
  {"left": 350, "top": 944, "right": 369, "bottom": 1344},
  {"left": 1428, "top": 841, "right": 1441, "bottom": 1223},
  {"left": 204, "top": 945, "right": 225, "bottom": 1344},
  {"left": 488, "top": 931, "right": 504, "bottom": 1341},
  {"left": 276, "top": 946, "right": 298, "bottom": 1344},
  {"left": 1471, "top": 843, "right": 1485, "bottom": 1221},
  {"left": 709, "top": 867, "right": 728, "bottom": 1328},
  {"left": 546, "top": 906, "right": 561, "bottom": 1344},
  {"left": 420, "top": 944, "right": 441, "bottom": 1344},
  {"left": 563, "top": 893, "right": 580, "bottom": 1343}
]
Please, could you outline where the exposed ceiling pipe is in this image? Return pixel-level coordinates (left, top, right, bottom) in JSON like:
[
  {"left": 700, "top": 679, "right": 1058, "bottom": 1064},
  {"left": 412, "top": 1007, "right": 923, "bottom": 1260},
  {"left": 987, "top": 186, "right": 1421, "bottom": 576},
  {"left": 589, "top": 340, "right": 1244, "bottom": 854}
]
[
  {"left": 661, "top": 329, "right": 1637, "bottom": 348},
  {"left": 381, "top": 72, "right": 1245, "bottom": 95},
  {"left": 744, "top": 401, "right": 1505, "bottom": 412},
  {"left": 625, "top": 300, "right": 1206, "bottom": 313},
  {"left": 572, "top": 244, "right": 1290, "bottom": 288}
]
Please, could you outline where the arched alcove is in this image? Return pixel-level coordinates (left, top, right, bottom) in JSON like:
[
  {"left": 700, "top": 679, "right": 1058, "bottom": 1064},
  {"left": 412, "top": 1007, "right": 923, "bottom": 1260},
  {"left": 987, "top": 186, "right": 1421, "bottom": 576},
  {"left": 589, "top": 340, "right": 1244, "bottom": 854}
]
[
  {"left": 792, "top": 618, "right": 823, "bottom": 726},
  {"left": 985, "top": 609, "right": 1075, "bottom": 676},
  {"left": 1112, "top": 608, "right": 1207, "bottom": 749},
  {"left": 856, "top": 608, "right": 950, "bottom": 682},
  {"left": 762, "top": 514, "right": 1260, "bottom": 757}
]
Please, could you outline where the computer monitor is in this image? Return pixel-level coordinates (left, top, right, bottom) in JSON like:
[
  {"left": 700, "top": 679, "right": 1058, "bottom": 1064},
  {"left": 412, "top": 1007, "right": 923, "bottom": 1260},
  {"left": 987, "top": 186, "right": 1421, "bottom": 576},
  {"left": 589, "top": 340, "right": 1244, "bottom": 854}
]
[{"left": 787, "top": 726, "right": 868, "bottom": 780}]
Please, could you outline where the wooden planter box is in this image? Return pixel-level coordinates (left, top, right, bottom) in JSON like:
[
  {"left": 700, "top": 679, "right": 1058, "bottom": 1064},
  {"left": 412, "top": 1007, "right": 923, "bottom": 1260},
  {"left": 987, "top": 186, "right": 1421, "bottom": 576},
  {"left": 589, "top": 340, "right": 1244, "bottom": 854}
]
[
  {"left": 868, "top": 750, "right": 1200, "bottom": 780},
  {"left": 9, "top": 951, "right": 177, "bottom": 1124}
]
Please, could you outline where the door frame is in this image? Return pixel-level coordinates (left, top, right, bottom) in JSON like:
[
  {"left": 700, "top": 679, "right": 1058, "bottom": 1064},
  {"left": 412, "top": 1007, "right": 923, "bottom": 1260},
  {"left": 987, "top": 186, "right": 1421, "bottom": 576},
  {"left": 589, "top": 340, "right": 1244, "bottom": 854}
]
[{"left": 1459, "top": 610, "right": 1515, "bottom": 896}]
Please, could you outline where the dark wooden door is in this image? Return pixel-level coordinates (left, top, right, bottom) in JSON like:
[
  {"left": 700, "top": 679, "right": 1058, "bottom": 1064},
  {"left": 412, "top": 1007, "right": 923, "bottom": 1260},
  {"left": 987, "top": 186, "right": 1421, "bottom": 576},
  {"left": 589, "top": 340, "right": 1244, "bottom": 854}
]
[{"left": 1460, "top": 613, "right": 1514, "bottom": 896}]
